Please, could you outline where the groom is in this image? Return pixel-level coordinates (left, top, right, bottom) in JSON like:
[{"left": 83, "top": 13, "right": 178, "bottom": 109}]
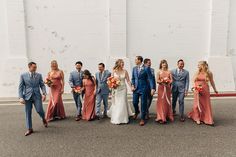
[{"left": 132, "top": 56, "right": 155, "bottom": 126}]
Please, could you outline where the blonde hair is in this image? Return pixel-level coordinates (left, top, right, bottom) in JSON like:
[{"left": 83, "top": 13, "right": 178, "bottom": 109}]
[
  {"left": 113, "top": 59, "right": 124, "bottom": 71},
  {"left": 51, "top": 60, "right": 59, "bottom": 70},
  {"left": 195, "top": 61, "right": 211, "bottom": 82}
]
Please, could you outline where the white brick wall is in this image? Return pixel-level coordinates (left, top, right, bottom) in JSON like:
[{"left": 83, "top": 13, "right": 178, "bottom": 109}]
[{"left": 0, "top": 0, "right": 235, "bottom": 97}]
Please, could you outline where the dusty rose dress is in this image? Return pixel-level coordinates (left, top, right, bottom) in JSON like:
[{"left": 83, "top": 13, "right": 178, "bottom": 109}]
[
  {"left": 156, "top": 71, "right": 174, "bottom": 122},
  {"left": 45, "top": 71, "right": 66, "bottom": 122},
  {"left": 82, "top": 79, "right": 96, "bottom": 121},
  {"left": 188, "top": 73, "right": 214, "bottom": 125}
]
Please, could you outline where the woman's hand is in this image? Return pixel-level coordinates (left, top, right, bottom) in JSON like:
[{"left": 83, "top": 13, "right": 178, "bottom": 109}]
[{"left": 61, "top": 89, "right": 64, "bottom": 94}]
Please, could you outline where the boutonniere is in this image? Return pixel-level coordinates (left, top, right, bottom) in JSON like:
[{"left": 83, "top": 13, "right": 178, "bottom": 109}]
[{"left": 140, "top": 65, "right": 144, "bottom": 71}]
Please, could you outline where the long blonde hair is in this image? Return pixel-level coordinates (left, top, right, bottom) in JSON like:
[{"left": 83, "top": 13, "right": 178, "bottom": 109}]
[
  {"left": 113, "top": 59, "right": 124, "bottom": 71},
  {"left": 51, "top": 60, "right": 59, "bottom": 70},
  {"left": 195, "top": 61, "right": 211, "bottom": 82}
]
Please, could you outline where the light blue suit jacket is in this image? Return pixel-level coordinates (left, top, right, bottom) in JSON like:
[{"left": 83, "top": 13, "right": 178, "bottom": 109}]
[
  {"left": 18, "top": 72, "right": 47, "bottom": 100},
  {"left": 69, "top": 70, "right": 84, "bottom": 88},
  {"left": 95, "top": 70, "right": 111, "bottom": 95},
  {"left": 171, "top": 69, "right": 190, "bottom": 93}
]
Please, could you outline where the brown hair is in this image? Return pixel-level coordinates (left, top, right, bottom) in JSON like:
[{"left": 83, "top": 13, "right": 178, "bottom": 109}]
[
  {"left": 113, "top": 59, "right": 124, "bottom": 71},
  {"left": 159, "top": 59, "right": 168, "bottom": 70}
]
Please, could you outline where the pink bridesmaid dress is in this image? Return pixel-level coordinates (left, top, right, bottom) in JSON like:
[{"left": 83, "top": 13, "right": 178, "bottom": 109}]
[
  {"left": 188, "top": 73, "right": 214, "bottom": 125},
  {"left": 45, "top": 72, "right": 66, "bottom": 122},
  {"left": 82, "top": 79, "right": 96, "bottom": 121},
  {"left": 156, "top": 71, "right": 174, "bottom": 123}
]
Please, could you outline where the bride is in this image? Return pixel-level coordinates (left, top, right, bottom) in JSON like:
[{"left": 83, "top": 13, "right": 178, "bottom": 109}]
[{"left": 108, "top": 59, "right": 134, "bottom": 124}]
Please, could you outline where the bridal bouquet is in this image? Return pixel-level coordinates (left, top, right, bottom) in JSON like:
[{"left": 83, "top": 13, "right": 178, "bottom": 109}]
[
  {"left": 44, "top": 78, "right": 53, "bottom": 87},
  {"left": 191, "top": 84, "right": 203, "bottom": 93},
  {"left": 107, "top": 76, "right": 121, "bottom": 89}
]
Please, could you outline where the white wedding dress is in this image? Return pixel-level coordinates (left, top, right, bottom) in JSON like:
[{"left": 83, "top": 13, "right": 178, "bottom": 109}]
[{"left": 107, "top": 71, "right": 134, "bottom": 124}]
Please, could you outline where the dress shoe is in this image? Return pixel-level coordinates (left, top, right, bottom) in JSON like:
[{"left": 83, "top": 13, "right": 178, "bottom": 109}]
[
  {"left": 103, "top": 114, "right": 108, "bottom": 119},
  {"left": 139, "top": 120, "right": 145, "bottom": 126},
  {"left": 75, "top": 116, "right": 82, "bottom": 121},
  {"left": 95, "top": 115, "right": 101, "bottom": 120},
  {"left": 180, "top": 116, "right": 185, "bottom": 122},
  {"left": 43, "top": 119, "right": 48, "bottom": 128},
  {"left": 24, "top": 129, "right": 33, "bottom": 136}
]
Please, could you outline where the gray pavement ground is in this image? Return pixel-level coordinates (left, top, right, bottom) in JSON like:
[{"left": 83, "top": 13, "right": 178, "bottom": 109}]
[{"left": 0, "top": 98, "right": 236, "bottom": 157}]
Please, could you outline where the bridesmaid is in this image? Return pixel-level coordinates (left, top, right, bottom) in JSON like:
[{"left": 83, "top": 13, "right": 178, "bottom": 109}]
[
  {"left": 45, "top": 60, "right": 66, "bottom": 122},
  {"left": 155, "top": 60, "right": 174, "bottom": 124},
  {"left": 188, "top": 61, "right": 218, "bottom": 126},
  {"left": 81, "top": 70, "right": 96, "bottom": 121}
]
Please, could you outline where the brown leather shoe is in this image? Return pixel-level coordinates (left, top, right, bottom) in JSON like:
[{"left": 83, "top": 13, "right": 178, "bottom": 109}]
[
  {"left": 139, "top": 120, "right": 145, "bottom": 126},
  {"left": 43, "top": 119, "right": 48, "bottom": 128},
  {"left": 25, "top": 129, "right": 33, "bottom": 136}
]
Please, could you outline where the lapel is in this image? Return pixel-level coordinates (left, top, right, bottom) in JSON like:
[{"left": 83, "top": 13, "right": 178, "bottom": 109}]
[
  {"left": 136, "top": 66, "right": 139, "bottom": 78},
  {"left": 100, "top": 71, "right": 105, "bottom": 82}
]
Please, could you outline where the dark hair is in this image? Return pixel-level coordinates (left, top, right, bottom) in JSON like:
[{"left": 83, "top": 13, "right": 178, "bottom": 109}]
[
  {"left": 144, "top": 58, "right": 150, "bottom": 64},
  {"left": 28, "top": 62, "right": 36, "bottom": 67},
  {"left": 159, "top": 59, "right": 168, "bottom": 70},
  {"left": 83, "top": 69, "right": 95, "bottom": 85},
  {"left": 136, "top": 56, "right": 143, "bottom": 63},
  {"left": 177, "top": 59, "right": 184, "bottom": 64},
  {"left": 98, "top": 63, "right": 105, "bottom": 68},
  {"left": 75, "top": 61, "right": 83, "bottom": 66}
]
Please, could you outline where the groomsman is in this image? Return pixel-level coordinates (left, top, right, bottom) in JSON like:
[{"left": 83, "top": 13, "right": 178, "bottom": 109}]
[
  {"left": 95, "top": 63, "right": 111, "bottom": 119},
  {"left": 69, "top": 61, "right": 84, "bottom": 121},
  {"left": 144, "top": 58, "right": 156, "bottom": 119},
  {"left": 18, "top": 62, "right": 48, "bottom": 136},
  {"left": 171, "top": 59, "right": 189, "bottom": 122}
]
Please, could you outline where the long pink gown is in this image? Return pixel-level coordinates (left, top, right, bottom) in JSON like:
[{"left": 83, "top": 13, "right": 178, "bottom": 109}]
[
  {"left": 188, "top": 73, "right": 214, "bottom": 125},
  {"left": 156, "top": 71, "right": 174, "bottom": 122},
  {"left": 82, "top": 79, "right": 96, "bottom": 121},
  {"left": 45, "top": 72, "right": 66, "bottom": 122}
]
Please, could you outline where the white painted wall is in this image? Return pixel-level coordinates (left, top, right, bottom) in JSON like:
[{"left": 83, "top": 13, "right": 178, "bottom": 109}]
[
  {"left": 228, "top": 0, "right": 236, "bottom": 86},
  {"left": 0, "top": 0, "right": 235, "bottom": 97}
]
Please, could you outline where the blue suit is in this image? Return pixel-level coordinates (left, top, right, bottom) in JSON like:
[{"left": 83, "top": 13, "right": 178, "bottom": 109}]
[
  {"left": 18, "top": 72, "right": 47, "bottom": 129},
  {"left": 95, "top": 70, "right": 111, "bottom": 116},
  {"left": 171, "top": 68, "right": 189, "bottom": 116},
  {"left": 132, "top": 65, "right": 155, "bottom": 120},
  {"left": 69, "top": 70, "right": 84, "bottom": 116},
  {"left": 147, "top": 68, "right": 156, "bottom": 113}
]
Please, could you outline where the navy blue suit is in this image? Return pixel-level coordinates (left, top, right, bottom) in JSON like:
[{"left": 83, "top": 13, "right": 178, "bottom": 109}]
[{"left": 132, "top": 65, "right": 155, "bottom": 120}]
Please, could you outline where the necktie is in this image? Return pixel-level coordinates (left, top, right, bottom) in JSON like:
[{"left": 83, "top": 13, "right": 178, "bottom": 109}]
[{"left": 99, "top": 72, "right": 102, "bottom": 80}]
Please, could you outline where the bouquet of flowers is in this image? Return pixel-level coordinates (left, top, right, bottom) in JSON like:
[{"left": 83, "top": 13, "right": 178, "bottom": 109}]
[
  {"left": 44, "top": 78, "right": 53, "bottom": 87},
  {"left": 191, "top": 84, "right": 203, "bottom": 93},
  {"left": 74, "top": 86, "right": 82, "bottom": 93},
  {"left": 162, "top": 77, "right": 171, "bottom": 84},
  {"left": 107, "top": 76, "right": 121, "bottom": 89}
]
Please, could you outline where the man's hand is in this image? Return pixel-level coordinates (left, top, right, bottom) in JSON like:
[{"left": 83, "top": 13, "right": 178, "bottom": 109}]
[
  {"left": 151, "top": 89, "right": 155, "bottom": 96},
  {"left": 185, "top": 91, "right": 188, "bottom": 97},
  {"left": 19, "top": 98, "right": 25, "bottom": 104},
  {"left": 131, "top": 86, "right": 136, "bottom": 92},
  {"left": 42, "top": 95, "right": 46, "bottom": 102}
]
